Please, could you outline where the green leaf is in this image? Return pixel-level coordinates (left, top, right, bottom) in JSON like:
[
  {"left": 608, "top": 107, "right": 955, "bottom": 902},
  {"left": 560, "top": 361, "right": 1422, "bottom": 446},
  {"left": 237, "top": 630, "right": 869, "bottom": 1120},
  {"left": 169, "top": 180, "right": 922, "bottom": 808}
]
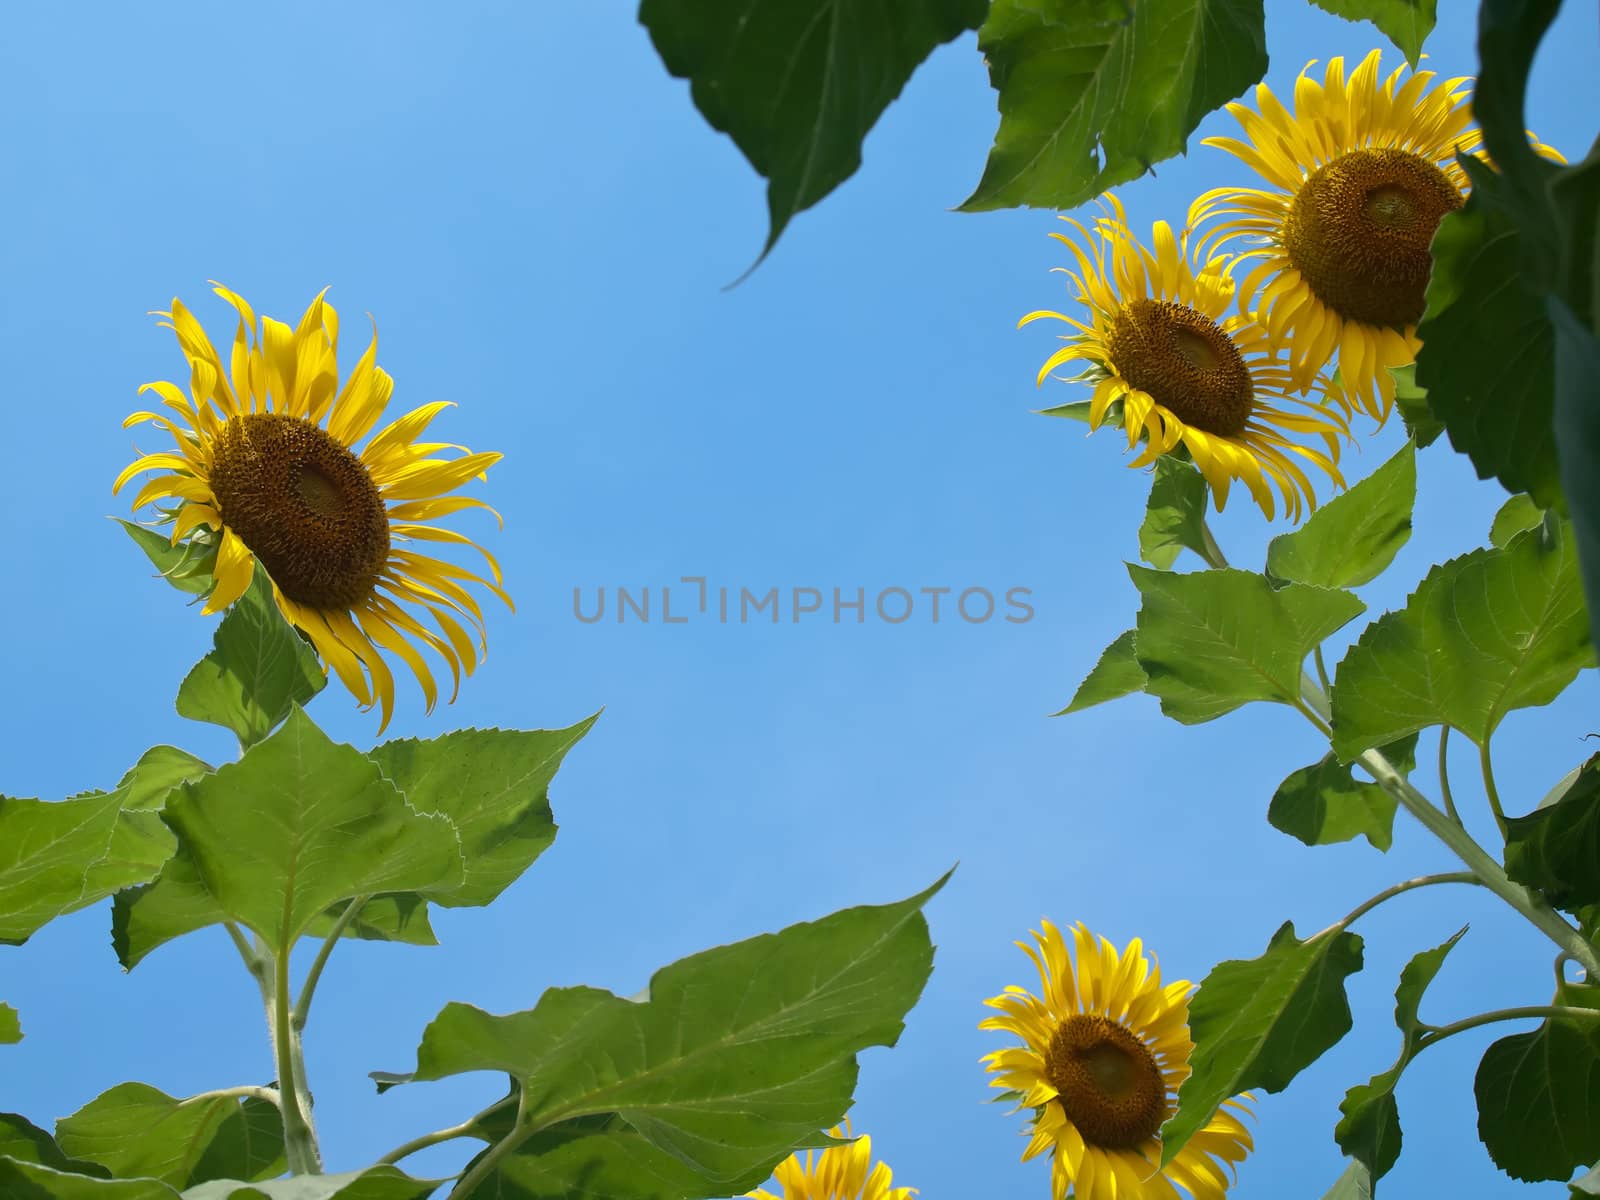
[
  {"left": 1138, "top": 458, "right": 1208, "bottom": 570},
  {"left": 180, "top": 1167, "right": 444, "bottom": 1200},
  {"left": 1266, "top": 442, "right": 1415, "bottom": 589},
  {"left": 1305, "top": 0, "right": 1435, "bottom": 65},
  {"left": 1330, "top": 519, "right": 1592, "bottom": 757},
  {"left": 1414, "top": 171, "right": 1564, "bottom": 512},
  {"left": 0, "top": 1159, "right": 176, "bottom": 1199},
  {"left": 385, "top": 874, "right": 947, "bottom": 1185},
  {"left": 1129, "top": 566, "right": 1365, "bottom": 724},
  {"left": 1390, "top": 365, "right": 1443, "bottom": 449},
  {"left": 0, "top": 791, "right": 175, "bottom": 946},
  {"left": 961, "top": 0, "right": 1267, "bottom": 212},
  {"left": 116, "top": 519, "right": 214, "bottom": 596},
  {"left": 1319, "top": 1160, "right": 1373, "bottom": 1200},
  {"left": 0, "top": 1114, "right": 107, "bottom": 1175},
  {"left": 56, "top": 1084, "right": 282, "bottom": 1189},
  {"left": 112, "top": 748, "right": 212, "bottom": 813},
  {"left": 1055, "top": 630, "right": 1145, "bottom": 716},
  {"left": 1491, "top": 494, "right": 1545, "bottom": 548},
  {"left": 176, "top": 572, "right": 325, "bottom": 749},
  {"left": 0, "top": 1005, "right": 17, "bottom": 1045},
  {"left": 638, "top": 0, "right": 985, "bottom": 262},
  {"left": 118, "top": 708, "right": 462, "bottom": 962},
  {"left": 1505, "top": 752, "right": 1600, "bottom": 909},
  {"left": 367, "top": 716, "right": 597, "bottom": 908},
  {"left": 1334, "top": 928, "right": 1466, "bottom": 1182},
  {"left": 313, "top": 895, "right": 437, "bottom": 947},
  {"left": 1161, "top": 921, "right": 1364, "bottom": 1162},
  {"left": 1268, "top": 735, "right": 1417, "bottom": 851},
  {"left": 1550, "top": 296, "right": 1600, "bottom": 675},
  {"left": 1475, "top": 1013, "right": 1600, "bottom": 1182}
]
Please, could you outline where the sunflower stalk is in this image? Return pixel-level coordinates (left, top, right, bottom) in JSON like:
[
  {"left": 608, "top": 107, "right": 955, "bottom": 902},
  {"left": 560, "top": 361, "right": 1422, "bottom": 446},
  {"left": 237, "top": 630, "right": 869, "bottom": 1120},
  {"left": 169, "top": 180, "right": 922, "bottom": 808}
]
[{"left": 272, "top": 942, "right": 323, "bottom": 1173}]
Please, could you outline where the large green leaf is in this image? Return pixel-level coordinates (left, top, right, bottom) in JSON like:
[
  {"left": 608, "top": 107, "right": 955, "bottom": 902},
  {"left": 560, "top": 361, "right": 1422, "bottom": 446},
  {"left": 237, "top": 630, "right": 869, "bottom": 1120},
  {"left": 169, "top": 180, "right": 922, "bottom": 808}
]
[
  {"left": 176, "top": 573, "right": 325, "bottom": 748},
  {"left": 1138, "top": 458, "right": 1208, "bottom": 570},
  {"left": 56, "top": 1084, "right": 282, "bottom": 1189},
  {"left": 1305, "top": 0, "right": 1435, "bottom": 64},
  {"left": 1334, "top": 928, "right": 1466, "bottom": 1183},
  {"left": 1330, "top": 520, "right": 1592, "bottom": 758},
  {"left": 385, "top": 875, "right": 946, "bottom": 1185},
  {"left": 1162, "top": 922, "right": 1364, "bottom": 1162},
  {"left": 1550, "top": 295, "right": 1600, "bottom": 664},
  {"left": 961, "top": 0, "right": 1267, "bottom": 212},
  {"left": 119, "top": 708, "right": 462, "bottom": 961},
  {"left": 1268, "top": 735, "right": 1417, "bottom": 852},
  {"left": 180, "top": 1168, "right": 444, "bottom": 1200},
  {"left": 0, "top": 1005, "right": 18, "bottom": 1045},
  {"left": 638, "top": 0, "right": 985, "bottom": 261},
  {"left": 0, "top": 1114, "right": 106, "bottom": 1175},
  {"left": 0, "top": 1159, "right": 174, "bottom": 1199},
  {"left": 1475, "top": 1014, "right": 1600, "bottom": 1182},
  {"left": 1266, "top": 442, "right": 1415, "bottom": 590},
  {"left": 116, "top": 519, "right": 214, "bottom": 596},
  {"left": 1320, "top": 1160, "right": 1373, "bottom": 1200},
  {"left": 1129, "top": 566, "right": 1364, "bottom": 724},
  {"left": 1055, "top": 629, "right": 1145, "bottom": 716},
  {"left": 367, "top": 716, "right": 597, "bottom": 908},
  {"left": 1505, "top": 752, "right": 1600, "bottom": 910}
]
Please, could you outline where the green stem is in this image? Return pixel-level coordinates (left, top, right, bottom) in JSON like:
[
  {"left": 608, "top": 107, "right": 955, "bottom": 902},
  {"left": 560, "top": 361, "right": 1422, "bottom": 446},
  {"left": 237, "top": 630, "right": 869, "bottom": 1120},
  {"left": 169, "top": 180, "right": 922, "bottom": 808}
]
[
  {"left": 294, "top": 896, "right": 367, "bottom": 1029},
  {"left": 446, "top": 1086, "right": 530, "bottom": 1200},
  {"left": 273, "top": 947, "right": 322, "bottom": 1174},
  {"left": 1416, "top": 1004, "right": 1600, "bottom": 1053},
  {"left": 1198, "top": 519, "right": 1230, "bottom": 570},
  {"left": 1356, "top": 746, "right": 1600, "bottom": 979},
  {"left": 1479, "top": 740, "right": 1509, "bottom": 838},
  {"left": 1437, "top": 727, "right": 1464, "bottom": 827},
  {"left": 187, "top": 1085, "right": 280, "bottom": 1107},
  {"left": 1311, "top": 872, "right": 1480, "bottom": 942},
  {"left": 377, "top": 1117, "right": 486, "bottom": 1166},
  {"left": 1313, "top": 646, "right": 1332, "bottom": 695}
]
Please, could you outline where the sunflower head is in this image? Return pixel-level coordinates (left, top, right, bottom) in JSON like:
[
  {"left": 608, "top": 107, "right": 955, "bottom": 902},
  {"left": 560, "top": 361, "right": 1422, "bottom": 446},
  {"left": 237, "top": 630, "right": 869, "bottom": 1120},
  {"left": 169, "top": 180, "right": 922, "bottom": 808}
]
[
  {"left": 1189, "top": 49, "right": 1564, "bottom": 421},
  {"left": 746, "top": 1123, "right": 916, "bottom": 1200},
  {"left": 1024, "top": 194, "right": 1349, "bottom": 522},
  {"left": 113, "top": 284, "right": 511, "bottom": 732},
  {"left": 982, "top": 920, "right": 1252, "bottom": 1200}
]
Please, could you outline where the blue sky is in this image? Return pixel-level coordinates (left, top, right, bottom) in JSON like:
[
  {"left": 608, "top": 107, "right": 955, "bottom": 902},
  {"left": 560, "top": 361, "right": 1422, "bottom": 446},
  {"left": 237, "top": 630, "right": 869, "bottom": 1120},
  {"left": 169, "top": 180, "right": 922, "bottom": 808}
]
[{"left": 2, "top": 2, "right": 1598, "bottom": 1195}]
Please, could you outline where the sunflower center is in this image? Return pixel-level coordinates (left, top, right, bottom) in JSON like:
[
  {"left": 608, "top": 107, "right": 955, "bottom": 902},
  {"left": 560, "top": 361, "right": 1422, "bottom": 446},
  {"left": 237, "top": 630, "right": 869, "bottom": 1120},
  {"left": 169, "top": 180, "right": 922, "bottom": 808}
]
[
  {"left": 1283, "top": 147, "right": 1462, "bottom": 329},
  {"left": 208, "top": 413, "right": 390, "bottom": 609},
  {"left": 1045, "top": 1014, "right": 1168, "bottom": 1150},
  {"left": 1104, "top": 299, "right": 1254, "bottom": 437}
]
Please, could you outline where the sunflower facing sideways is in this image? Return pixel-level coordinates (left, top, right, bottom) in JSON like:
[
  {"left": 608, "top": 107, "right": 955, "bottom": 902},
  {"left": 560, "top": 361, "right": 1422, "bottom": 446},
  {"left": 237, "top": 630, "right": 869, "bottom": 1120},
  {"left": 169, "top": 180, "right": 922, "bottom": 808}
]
[
  {"left": 1025, "top": 194, "right": 1349, "bottom": 522},
  {"left": 114, "top": 285, "right": 510, "bottom": 731},
  {"left": 982, "top": 921, "right": 1252, "bottom": 1200},
  {"left": 1188, "top": 50, "right": 1562, "bottom": 421},
  {"left": 745, "top": 1123, "right": 915, "bottom": 1200}
]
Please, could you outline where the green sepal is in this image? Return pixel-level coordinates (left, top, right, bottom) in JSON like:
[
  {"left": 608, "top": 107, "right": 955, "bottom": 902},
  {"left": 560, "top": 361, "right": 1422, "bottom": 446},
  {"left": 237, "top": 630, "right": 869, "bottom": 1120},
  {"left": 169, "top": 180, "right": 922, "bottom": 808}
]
[{"left": 116, "top": 519, "right": 215, "bottom": 596}]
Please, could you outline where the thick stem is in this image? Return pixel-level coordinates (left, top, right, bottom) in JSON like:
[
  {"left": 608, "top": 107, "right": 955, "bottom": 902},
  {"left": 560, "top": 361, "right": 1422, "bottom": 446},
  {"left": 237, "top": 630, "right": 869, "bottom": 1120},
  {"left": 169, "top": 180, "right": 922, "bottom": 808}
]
[
  {"left": 1358, "top": 747, "right": 1600, "bottom": 979},
  {"left": 447, "top": 1087, "right": 530, "bottom": 1200},
  {"left": 273, "top": 946, "right": 322, "bottom": 1173}
]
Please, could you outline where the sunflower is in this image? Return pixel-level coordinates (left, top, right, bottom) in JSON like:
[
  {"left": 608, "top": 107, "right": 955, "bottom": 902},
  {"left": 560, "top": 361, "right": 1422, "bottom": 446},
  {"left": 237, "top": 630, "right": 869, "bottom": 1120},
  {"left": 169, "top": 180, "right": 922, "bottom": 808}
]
[
  {"left": 1024, "top": 194, "right": 1348, "bottom": 522},
  {"left": 114, "top": 284, "right": 510, "bottom": 732},
  {"left": 746, "top": 1124, "right": 915, "bottom": 1200},
  {"left": 1188, "top": 50, "right": 1562, "bottom": 421},
  {"left": 982, "top": 921, "right": 1252, "bottom": 1200}
]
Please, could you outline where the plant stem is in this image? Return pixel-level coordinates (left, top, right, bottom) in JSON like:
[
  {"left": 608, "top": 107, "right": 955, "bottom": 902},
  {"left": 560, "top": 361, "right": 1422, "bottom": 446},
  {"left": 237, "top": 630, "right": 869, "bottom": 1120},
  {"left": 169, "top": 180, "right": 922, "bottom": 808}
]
[
  {"left": 294, "top": 896, "right": 367, "bottom": 1029},
  {"left": 187, "top": 1085, "right": 281, "bottom": 1107},
  {"left": 273, "top": 945, "right": 322, "bottom": 1173},
  {"left": 1310, "top": 873, "right": 1480, "bottom": 942},
  {"left": 377, "top": 1117, "right": 486, "bottom": 1166},
  {"left": 1198, "top": 520, "right": 1230, "bottom": 570},
  {"left": 1356, "top": 746, "right": 1600, "bottom": 979},
  {"left": 1438, "top": 727, "right": 1463, "bottom": 826},
  {"left": 446, "top": 1086, "right": 530, "bottom": 1200},
  {"left": 1416, "top": 1004, "right": 1600, "bottom": 1052},
  {"left": 1313, "top": 646, "right": 1332, "bottom": 694},
  {"left": 1479, "top": 740, "right": 1509, "bottom": 837}
]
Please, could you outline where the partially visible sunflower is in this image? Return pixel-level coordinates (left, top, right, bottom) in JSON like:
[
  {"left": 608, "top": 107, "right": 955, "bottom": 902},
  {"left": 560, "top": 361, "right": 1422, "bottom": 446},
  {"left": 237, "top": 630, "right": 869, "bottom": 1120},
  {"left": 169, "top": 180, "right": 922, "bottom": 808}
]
[
  {"left": 114, "top": 284, "right": 510, "bottom": 731},
  {"left": 746, "top": 1123, "right": 915, "bottom": 1200},
  {"left": 1024, "top": 194, "right": 1349, "bottom": 522},
  {"left": 982, "top": 920, "right": 1252, "bottom": 1200},
  {"left": 1188, "top": 49, "right": 1563, "bottom": 421}
]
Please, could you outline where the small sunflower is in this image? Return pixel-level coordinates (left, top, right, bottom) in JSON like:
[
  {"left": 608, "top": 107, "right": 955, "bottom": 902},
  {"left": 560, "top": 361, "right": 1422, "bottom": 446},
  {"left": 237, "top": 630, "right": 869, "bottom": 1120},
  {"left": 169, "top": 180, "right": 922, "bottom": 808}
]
[
  {"left": 746, "top": 1124, "right": 914, "bottom": 1200},
  {"left": 114, "top": 284, "right": 510, "bottom": 731},
  {"left": 982, "top": 921, "right": 1252, "bottom": 1200},
  {"left": 1188, "top": 50, "right": 1563, "bottom": 421},
  {"left": 1024, "top": 195, "right": 1348, "bottom": 522}
]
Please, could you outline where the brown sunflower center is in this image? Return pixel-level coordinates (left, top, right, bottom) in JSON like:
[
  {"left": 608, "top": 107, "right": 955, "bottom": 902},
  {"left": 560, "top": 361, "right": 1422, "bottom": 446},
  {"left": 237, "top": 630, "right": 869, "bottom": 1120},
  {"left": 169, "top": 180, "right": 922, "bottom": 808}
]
[
  {"left": 1283, "top": 147, "right": 1462, "bottom": 329},
  {"left": 1045, "top": 1014, "right": 1168, "bottom": 1150},
  {"left": 207, "top": 413, "right": 389, "bottom": 609},
  {"left": 1104, "top": 299, "right": 1254, "bottom": 437}
]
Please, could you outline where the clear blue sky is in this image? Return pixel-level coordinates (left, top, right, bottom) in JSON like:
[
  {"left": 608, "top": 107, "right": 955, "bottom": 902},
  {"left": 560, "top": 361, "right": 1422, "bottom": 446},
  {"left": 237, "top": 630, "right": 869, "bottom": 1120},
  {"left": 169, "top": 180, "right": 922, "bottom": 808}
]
[{"left": 2, "top": 3, "right": 1597, "bottom": 1195}]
